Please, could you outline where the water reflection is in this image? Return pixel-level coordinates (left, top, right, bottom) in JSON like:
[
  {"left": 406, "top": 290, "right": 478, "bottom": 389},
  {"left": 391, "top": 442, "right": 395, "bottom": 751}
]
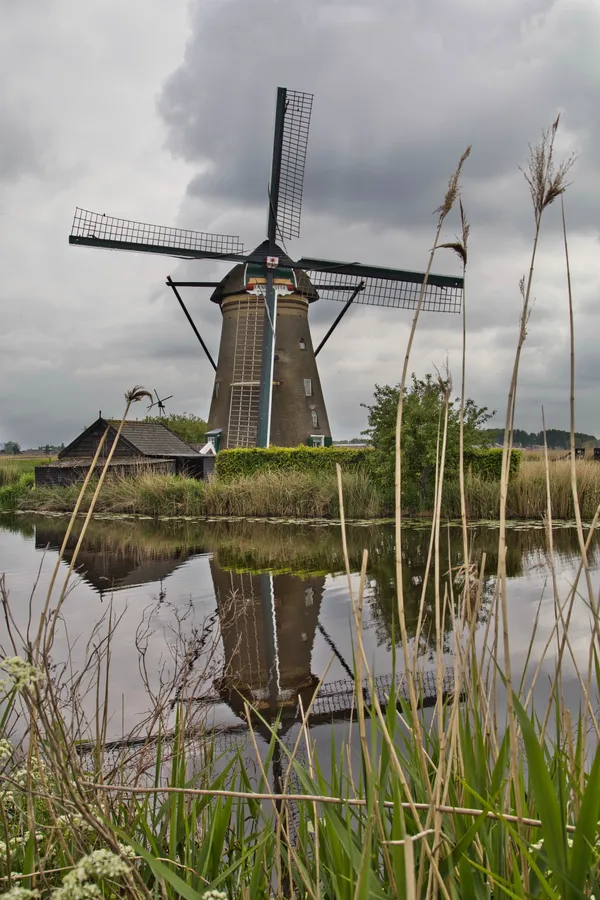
[{"left": 3, "top": 514, "right": 599, "bottom": 739}]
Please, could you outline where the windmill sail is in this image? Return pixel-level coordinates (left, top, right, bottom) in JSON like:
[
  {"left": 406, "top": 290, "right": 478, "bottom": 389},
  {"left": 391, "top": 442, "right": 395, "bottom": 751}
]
[
  {"left": 69, "top": 208, "right": 245, "bottom": 261},
  {"left": 295, "top": 258, "right": 463, "bottom": 313},
  {"left": 275, "top": 90, "right": 313, "bottom": 241}
]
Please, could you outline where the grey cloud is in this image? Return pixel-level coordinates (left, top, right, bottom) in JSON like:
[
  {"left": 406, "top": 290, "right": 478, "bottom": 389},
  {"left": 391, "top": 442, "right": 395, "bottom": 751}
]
[
  {"left": 2, "top": 0, "right": 600, "bottom": 447},
  {"left": 159, "top": 0, "right": 600, "bottom": 240},
  {"left": 0, "top": 103, "right": 40, "bottom": 183}
]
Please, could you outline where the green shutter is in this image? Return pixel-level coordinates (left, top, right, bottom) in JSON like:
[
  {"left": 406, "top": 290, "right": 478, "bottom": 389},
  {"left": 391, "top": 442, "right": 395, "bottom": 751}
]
[
  {"left": 324, "top": 436, "right": 333, "bottom": 447},
  {"left": 307, "top": 436, "right": 313, "bottom": 447}
]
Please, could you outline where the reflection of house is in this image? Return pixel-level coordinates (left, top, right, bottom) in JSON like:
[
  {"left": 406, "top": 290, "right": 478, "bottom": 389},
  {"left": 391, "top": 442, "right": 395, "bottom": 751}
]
[
  {"left": 210, "top": 562, "right": 324, "bottom": 725},
  {"left": 35, "top": 418, "right": 214, "bottom": 487},
  {"left": 34, "top": 523, "right": 195, "bottom": 596}
]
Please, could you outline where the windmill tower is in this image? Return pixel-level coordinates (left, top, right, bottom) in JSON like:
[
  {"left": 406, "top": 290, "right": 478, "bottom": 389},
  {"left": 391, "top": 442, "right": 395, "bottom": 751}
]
[
  {"left": 207, "top": 240, "right": 330, "bottom": 448},
  {"left": 69, "top": 87, "right": 463, "bottom": 449}
]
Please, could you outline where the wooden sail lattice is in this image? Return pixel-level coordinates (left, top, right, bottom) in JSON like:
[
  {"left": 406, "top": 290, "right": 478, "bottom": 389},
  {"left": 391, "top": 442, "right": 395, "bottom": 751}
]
[{"left": 227, "top": 298, "right": 264, "bottom": 448}]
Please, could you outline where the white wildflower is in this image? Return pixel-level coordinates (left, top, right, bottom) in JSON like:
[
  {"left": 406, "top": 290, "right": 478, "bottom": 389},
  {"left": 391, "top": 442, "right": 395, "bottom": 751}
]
[
  {"left": 0, "top": 658, "right": 45, "bottom": 692},
  {"left": 0, "top": 889, "right": 39, "bottom": 900},
  {"left": 530, "top": 838, "right": 544, "bottom": 851},
  {"left": 75, "top": 849, "right": 130, "bottom": 880},
  {"left": 56, "top": 815, "right": 91, "bottom": 833},
  {"left": 117, "top": 843, "right": 136, "bottom": 860},
  {"left": 0, "top": 739, "right": 13, "bottom": 762},
  {"left": 202, "top": 892, "right": 228, "bottom": 900},
  {"left": 51, "top": 849, "right": 131, "bottom": 900}
]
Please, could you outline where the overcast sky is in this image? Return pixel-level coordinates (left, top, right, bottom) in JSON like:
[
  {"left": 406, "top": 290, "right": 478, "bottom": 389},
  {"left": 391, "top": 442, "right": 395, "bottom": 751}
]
[{"left": 1, "top": 0, "right": 599, "bottom": 448}]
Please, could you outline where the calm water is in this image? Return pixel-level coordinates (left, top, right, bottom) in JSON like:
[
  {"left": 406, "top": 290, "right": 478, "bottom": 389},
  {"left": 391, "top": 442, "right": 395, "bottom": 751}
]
[{"left": 1, "top": 514, "right": 598, "bottom": 763}]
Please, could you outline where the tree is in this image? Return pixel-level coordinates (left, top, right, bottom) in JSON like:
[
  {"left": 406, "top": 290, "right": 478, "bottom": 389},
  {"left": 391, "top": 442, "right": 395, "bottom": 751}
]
[
  {"left": 362, "top": 374, "right": 493, "bottom": 506},
  {"left": 1, "top": 441, "right": 21, "bottom": 455},
  {"left": 144, "top": 412, "right": 207, "bottom": 445}
]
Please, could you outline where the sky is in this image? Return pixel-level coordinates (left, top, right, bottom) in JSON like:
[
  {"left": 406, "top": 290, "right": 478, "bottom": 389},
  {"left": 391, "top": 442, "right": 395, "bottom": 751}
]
[{"left": 1, "top": 0, "right": 599, "bottom": 448}]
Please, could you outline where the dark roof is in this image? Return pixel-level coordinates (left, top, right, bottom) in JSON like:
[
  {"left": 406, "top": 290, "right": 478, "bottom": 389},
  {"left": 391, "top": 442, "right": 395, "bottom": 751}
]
[
  {"left": 105, "top": 420, "right": 200, "bottom": 457},
  {"left": 59, "top": 418, "right": 200, "bottom": 460},
  {"left": 210, "top": 240, "right": 319, "bottom": 305}
]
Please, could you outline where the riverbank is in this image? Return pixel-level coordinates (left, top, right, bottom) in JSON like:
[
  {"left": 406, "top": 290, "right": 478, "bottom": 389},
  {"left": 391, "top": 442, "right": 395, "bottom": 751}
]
[{"left": 4, "top": 457, "right": 600, "bottom": 519}]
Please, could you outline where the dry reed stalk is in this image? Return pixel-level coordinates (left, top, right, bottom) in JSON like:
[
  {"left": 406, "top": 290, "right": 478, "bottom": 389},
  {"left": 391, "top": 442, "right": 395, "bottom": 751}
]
[
  {"left": 440, "top": 201, "right": 471, "bottom": 621},
  {"left": 335, "top": 473, "right": 399, "bottom": 890},
  {"left": 335, "top": 468, "right": 453, "bottom": 899},
  {"left": 425, "top": 372, "right": 453, "bottom": 899},
  {"left": 494, "top": 120, "right": 574, "bottom": 850},
  {"left": 561, "top": 195, "right": 600, "bottom": 750},
  {"left": 394, "top": 148, "right": 471, "bottom": 752}
]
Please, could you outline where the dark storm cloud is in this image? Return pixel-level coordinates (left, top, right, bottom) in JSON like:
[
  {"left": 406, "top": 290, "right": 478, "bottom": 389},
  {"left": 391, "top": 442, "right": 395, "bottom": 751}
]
[{"left": 158, "top": 0, "right": 600, "bottom": 237}]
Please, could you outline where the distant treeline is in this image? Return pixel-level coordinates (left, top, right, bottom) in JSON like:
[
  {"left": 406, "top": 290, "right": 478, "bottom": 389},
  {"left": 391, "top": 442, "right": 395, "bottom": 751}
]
[{"left": 482, "top": 428, "right": 597, "bottom": 449}]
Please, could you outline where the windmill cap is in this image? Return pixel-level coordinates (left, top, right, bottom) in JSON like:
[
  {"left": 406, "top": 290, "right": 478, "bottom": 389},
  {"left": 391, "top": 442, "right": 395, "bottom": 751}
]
[{"left": 210, "top": 239, "right": 319, "bottom": 304}]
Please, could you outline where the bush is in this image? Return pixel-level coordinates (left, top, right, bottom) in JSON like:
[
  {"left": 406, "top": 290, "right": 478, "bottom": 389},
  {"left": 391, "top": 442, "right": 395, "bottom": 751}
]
[
  {"left": 215, "top": 446, "right": 372, "bottom": 480},
  {"left": 0, "top": 472, "right": 34, "bottom": 510}
]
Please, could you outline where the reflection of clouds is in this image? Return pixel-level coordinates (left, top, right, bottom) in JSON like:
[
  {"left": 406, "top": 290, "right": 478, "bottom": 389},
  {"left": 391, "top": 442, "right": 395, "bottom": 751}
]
[{"left": 1, "top": 517, "right": 599, "bottom": 739}]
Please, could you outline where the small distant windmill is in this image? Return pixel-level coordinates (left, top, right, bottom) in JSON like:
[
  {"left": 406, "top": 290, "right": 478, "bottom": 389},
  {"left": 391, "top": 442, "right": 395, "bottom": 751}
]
[
  {"left": 147, "top": 390, "right": 173, "bottom": 417},
  {"left": 69, "top": 87, "right": 463, "bottom": 449}
]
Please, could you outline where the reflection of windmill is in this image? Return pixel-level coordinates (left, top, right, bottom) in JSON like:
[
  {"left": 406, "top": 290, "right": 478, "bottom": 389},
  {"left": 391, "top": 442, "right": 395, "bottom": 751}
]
[
  {"left": 210, "top": 563, "right": 324, "bottom": 733},
  {"left": 69, "top": 86, "right": 463, "bottom": 449},
  {"left": 147, "top": 389, "right": 173, "bottom": 417}
]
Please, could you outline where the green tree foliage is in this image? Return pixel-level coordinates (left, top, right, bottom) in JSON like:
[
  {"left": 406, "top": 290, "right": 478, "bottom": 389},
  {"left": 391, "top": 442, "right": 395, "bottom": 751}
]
[
  {"left": 1, "top": 441, "right": 21, "bottom": 455},
  {"left": 362, "top": 373, "right": 494, "bottom": 505},
  {"left": 144, "top": 413, "right": 207, "bottom": 445},
  {"left": 482, "top": 427, "right": 597, "bottom": 449}
]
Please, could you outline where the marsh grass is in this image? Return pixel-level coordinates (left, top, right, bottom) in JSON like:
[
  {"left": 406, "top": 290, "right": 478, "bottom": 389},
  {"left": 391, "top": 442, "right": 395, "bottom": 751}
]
[
  {"left": 19, "top": 469, "right": 384, "bottom": 519},
  {"left": 16, "top": 458, "right": 600, "bottom": 521},
  {"left": 0, "top": 120, "right": 600, "bottom": 900}
]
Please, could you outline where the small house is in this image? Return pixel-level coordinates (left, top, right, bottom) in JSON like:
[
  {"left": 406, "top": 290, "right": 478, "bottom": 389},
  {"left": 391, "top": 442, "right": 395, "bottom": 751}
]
[{"left": 35, "top": 417, "right": 215, "bottom": 487}]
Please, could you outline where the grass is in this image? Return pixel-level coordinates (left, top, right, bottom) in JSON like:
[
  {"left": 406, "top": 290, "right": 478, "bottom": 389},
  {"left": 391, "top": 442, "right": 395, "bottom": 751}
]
[
  {"left": 9, "top": 455, "right": 600, "bottom": 521},
  {"left": 0, "top": 458, "right": 47, "bottom": 487},
  {"left": 0, "top": 119, "right": 599, "bottom": 899},
  {"left": 14, "top": 468, "right": 385, "bottom": 519}
]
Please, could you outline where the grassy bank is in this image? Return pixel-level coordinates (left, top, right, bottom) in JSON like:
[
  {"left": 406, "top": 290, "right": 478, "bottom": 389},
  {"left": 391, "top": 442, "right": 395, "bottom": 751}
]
[{"left": 7, "top": 456, "right": 600, "bottom": 520}]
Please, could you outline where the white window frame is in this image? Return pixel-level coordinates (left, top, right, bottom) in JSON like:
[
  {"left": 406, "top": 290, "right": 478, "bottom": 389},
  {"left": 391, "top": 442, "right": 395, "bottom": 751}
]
[
  {"left": 310, "top": 434, "right": 324, "bottom": 447},
  {"left": 304, "top": 378, "right": 312, "bottom": 396}
]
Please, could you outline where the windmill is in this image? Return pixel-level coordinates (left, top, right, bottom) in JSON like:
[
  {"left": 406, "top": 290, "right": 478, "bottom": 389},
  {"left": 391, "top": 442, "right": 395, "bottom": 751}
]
[
  {"left": 147, "top": 389, "right": 173, "bottom": 417},
  {"left": 69, "top": 87, "right": 463, "bottom": 450}
]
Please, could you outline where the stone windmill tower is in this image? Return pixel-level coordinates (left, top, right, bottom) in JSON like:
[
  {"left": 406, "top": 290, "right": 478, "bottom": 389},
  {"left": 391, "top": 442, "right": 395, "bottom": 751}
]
[
  {"left": 206, "top": 240, "right": 330, "bottom": 448},
  {"left": 69, "top": 88, "right": 463, "bottom": 449}
]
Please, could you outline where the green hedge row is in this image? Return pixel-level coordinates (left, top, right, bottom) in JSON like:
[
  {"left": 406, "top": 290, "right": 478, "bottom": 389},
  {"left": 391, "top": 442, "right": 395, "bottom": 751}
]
[
  {"left": 464, "top": 448, "right": 522, "bottom": 480},
  {"left": 215, "top": 446, "right": 372, "bottom": 479},
  {"left": 215, "top": 445, "right": 521, "bottom": 482}
]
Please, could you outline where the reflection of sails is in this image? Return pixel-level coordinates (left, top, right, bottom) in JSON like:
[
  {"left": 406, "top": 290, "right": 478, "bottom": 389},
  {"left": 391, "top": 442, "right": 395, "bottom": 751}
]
[{"left": 210, "top": 561, "right": 323, "bottom": 724}]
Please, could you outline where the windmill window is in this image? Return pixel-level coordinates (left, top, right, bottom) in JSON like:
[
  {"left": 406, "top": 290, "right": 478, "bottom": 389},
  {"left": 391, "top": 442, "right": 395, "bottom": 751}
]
[
  {"left": 299, "top": 338, "right": 306, "bottom": 350},
  {"left": 213, "top": 381, "right": 220, "bottom": 399},
  {"left": 311, "top": 410, "right": 318, "bottom": 428},
  {"left": 304, "top": 378, "right": 312, "bottom": 396},
  {"left": 310, "top": 434, "right": 325, "bottom": 447}
]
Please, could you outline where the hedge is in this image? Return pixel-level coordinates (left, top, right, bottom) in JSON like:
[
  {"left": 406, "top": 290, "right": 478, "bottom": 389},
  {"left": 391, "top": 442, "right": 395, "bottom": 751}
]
[
  {"left": 215, "top": 446, "right": 372, "bottom": 479},
  {"left": 215, "top": 445, "right": 520, "bottom": 483},
  {"left": 464, "top": 448, "right": 522, "bottom": 480}
]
